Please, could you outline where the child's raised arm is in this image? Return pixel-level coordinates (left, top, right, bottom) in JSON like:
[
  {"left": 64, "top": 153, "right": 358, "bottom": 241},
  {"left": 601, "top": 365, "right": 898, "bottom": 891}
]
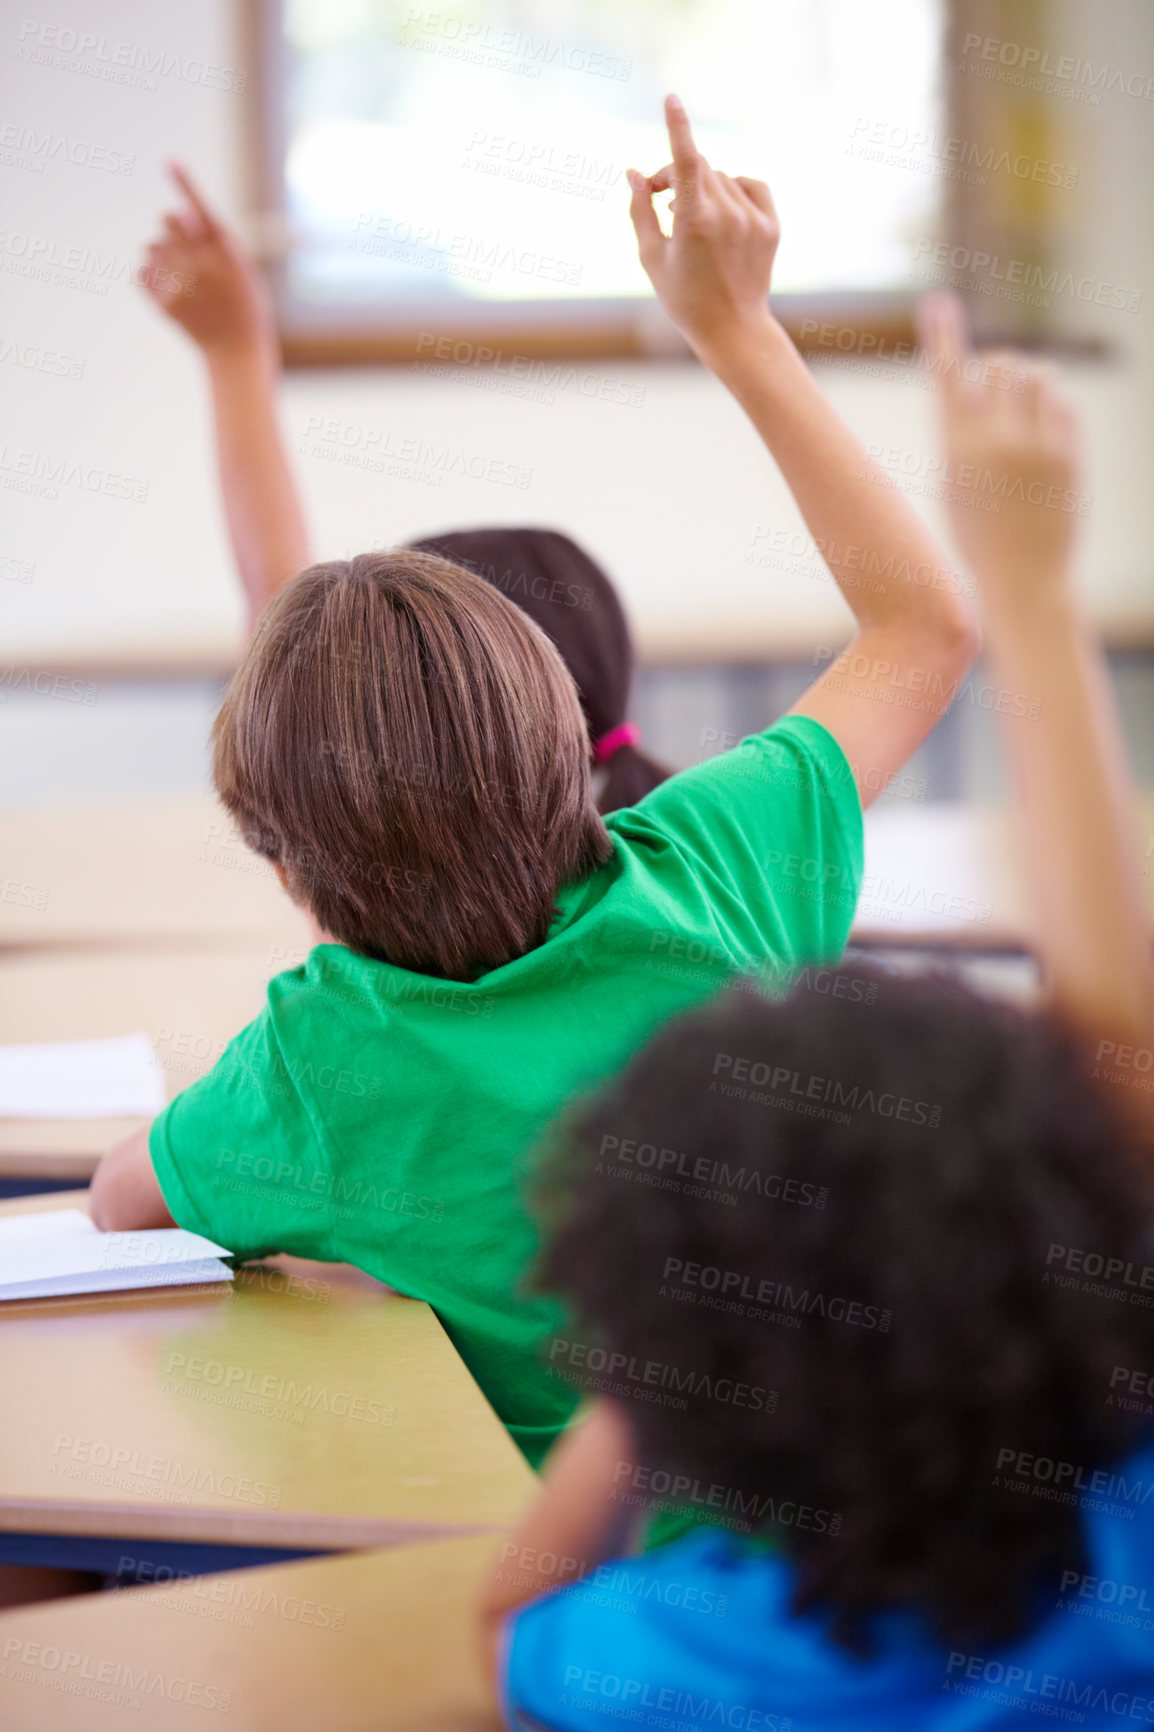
[
  {"left": 140, "top": 166, "right": 311, "bottom": 630},
  {"left": 628, "top": 97, "right": 980, "bottom": 807},
  {"left": 925, "top": 295, "right": 1154, "bottom": 1136}
]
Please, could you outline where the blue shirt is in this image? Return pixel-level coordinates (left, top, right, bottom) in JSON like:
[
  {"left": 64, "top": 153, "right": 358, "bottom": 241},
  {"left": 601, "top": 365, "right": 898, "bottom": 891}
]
[{"left": 503, "top": 1444, "right": 1154, "bottom": 1731}]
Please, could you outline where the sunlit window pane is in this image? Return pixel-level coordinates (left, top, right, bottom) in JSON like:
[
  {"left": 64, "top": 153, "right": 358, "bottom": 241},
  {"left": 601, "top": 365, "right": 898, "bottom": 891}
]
[{"left": 282, "top": 0, "right": 944, "bottom": 310}]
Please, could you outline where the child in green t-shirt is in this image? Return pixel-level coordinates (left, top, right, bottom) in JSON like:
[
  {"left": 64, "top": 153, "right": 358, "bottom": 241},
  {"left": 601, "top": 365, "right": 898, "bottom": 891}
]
[{"left": 91, "top": 98, "right": 978, "bottom": 1466}]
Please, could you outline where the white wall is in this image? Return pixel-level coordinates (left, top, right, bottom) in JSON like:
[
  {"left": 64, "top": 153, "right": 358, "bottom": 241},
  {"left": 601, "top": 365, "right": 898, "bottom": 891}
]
[{"left": 2, "top": 0, "right": 1151, "bottom": 669}]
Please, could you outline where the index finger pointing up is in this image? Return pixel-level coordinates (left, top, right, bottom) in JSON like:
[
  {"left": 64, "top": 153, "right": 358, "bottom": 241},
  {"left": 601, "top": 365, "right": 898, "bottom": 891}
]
[
  {"left": 918, "top": 290, "right": 974, "bottom": 419},
  {"left": 168, "top": 161, "right": 221, "bottom": 236},
  {"left": 664, "top": 94, "right": 701, "bottom": 181}
]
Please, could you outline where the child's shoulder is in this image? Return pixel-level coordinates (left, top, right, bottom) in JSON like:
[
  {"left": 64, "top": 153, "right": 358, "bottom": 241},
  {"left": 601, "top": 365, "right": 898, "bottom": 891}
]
[{"left": 606, "top": 713, "right": 857, "bottom": 829}]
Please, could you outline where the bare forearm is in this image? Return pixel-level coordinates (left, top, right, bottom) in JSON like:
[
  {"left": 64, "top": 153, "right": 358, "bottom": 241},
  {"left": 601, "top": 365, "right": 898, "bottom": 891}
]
[
  {"left": 986, "top": 579, "right": 1152, "bottom": 1050},
  {"left": 205, "top": 343, "right": 311, "bottom": 629},
  {"left": 89, "top": 1128, "right": 174, "bottom": 1230},
  {"left": 703, "top": 318, "right": 976, "bottom": 645},
  {"left": 479, "top": 1404, "right": 636, "bottom": 1669}
]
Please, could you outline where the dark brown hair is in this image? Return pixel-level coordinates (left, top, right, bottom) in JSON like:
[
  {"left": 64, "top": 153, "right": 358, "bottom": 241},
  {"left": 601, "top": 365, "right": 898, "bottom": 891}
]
[
  {"left": 409, "top": 527, "right": 670, "bottom": 811},
  {"left": 213, "top": 549, "right": 612, "bottom": 978}
]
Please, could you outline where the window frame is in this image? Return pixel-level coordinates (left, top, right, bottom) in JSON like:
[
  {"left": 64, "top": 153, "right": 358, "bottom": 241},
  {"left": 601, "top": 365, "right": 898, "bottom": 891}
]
[{"left": 243, "top": 0, "right": 938, "bottom": 365}]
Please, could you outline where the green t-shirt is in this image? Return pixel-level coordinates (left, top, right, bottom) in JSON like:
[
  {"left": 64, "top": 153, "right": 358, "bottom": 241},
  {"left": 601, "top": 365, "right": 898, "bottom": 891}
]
[{"left": 150, "top": 716, "right": 863, "bottom": 1469}]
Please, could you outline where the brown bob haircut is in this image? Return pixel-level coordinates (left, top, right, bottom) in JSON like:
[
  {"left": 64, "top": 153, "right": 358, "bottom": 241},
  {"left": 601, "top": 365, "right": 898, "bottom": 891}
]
[{"left": 213, "top": 550, "right": 612, "bottom": 979}]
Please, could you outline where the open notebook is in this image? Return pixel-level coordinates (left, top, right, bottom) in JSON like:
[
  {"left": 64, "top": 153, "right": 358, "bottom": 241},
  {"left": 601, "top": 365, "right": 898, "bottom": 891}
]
[{"left": 0, "top": 1210, "right": 234, "bottom": 1301}]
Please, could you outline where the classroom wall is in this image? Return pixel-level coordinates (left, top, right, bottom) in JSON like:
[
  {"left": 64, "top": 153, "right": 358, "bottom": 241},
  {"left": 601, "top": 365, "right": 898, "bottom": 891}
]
[{"left": 2, "top": 0, "right": 1153, "bottom": 672}]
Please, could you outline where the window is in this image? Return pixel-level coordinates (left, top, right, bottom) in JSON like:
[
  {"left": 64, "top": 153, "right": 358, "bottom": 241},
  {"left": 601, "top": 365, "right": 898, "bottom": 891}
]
[{"left": 252, "top": 0, "right": 945, "bottom": 359}]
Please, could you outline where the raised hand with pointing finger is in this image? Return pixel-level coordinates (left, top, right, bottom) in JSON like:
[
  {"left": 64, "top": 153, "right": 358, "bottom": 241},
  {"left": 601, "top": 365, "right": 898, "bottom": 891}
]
[
  {"left": 140, "top": 163, "right": 275, "bottom": 357},
  {"left": 627, "top": 95, "right": 780, "bottom": 360},
  {"left": 138, "top": 162, "right": 307, "bottom": 627},
  {"left": 623, "top": 97, "right": 978, "bottom": 815}
]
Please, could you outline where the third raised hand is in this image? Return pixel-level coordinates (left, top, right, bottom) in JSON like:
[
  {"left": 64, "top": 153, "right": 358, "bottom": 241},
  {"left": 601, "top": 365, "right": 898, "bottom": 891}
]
[
  {"left": 921, "top": 291, "right": 1083, "bottom": 595},
  {"left": 627, "top": 95, "right": 780, "bottom": 362}
]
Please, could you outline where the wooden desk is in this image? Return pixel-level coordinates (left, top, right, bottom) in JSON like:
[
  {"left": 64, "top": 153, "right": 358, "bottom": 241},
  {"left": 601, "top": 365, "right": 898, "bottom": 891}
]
[
  {"left": 0, "top": 1533, "right": 503, "bottom": 1730},
  {"left": 0, "top": 947, "right": 298, "bottom": 1180},
  {"left": 0, "top": 1195, "right": 536, "bottom": 1553},
  {"left": 0, "top": 795, "right": 311, "bottom": 951},
  {"left": 855, "top": 799, "right": 1154, "bottom": 950}
]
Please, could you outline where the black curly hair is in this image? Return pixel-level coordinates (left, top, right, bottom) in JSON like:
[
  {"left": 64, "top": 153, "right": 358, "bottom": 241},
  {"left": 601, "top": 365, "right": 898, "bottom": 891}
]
[{"left": 536, "top": 966, "right": 1154, "bottom": 1652}]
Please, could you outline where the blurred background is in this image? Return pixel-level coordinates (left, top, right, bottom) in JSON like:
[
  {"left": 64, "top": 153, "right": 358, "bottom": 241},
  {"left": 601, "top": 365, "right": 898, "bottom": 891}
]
[{"left": 1, "top": 0, "right": 1152, "bottom": 808}]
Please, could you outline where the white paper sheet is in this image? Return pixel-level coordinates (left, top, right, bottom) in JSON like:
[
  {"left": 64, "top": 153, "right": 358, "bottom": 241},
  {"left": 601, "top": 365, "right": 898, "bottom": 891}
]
[
  {"left": 0, "top": 1213, "right": 233, "bottom": 1301},
  {"left": 0, "top": 1033, "right": 167, "bottom": 1118}
]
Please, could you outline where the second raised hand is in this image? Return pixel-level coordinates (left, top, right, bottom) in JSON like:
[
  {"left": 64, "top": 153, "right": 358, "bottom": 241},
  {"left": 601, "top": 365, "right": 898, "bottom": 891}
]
[{"left": 626, "top": 95, "right": 780, "bottom": 361}]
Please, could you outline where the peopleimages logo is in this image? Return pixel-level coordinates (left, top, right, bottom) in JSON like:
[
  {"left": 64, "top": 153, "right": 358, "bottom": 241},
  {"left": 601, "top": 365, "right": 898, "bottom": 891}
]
[
  {"left": 596, "top": 1132, "right": 828, "bottom": 1208},
  {"left": 547, "top": 1336, "right": 776, "bottom": 1413},
  {"left": 1110, "top": 1365, "right": 1154, "bottom": 1400},
  {"left": 1045, "top": 1242, "right": 1154, "bottom": 1291},
  {"left": 662, "top": 1256, "right": 892, "bottom": 1333},
  {"left": 911, "top": 239, "right": 1141, "bottom": 313},
  {"left": 558, "top": 1669, "right": 790, "bottom": 1729},
  {"left": 494, "top": 1539, "right": 733, "bottom": 1619},
  {"left": 711, "top": 1051, "right": 941, "bottom": 1128},
  {"left": 945, "top": 1650, "right": 1154, "bottom": 1719},
  {"left": 612, "top": 1458, "right": 841, "bottom": 1538},
  {"left": 50, "top": 1434, "right": 281, "bottom": 1509},
  {"left": 0, "top": 1637, "right": 232, "bottom": 1713},
  {"left": 994, "top": 1446, "right": 1154, "bottom": 1509},
  {"left": 1059, "top": 1569, "right": 1154, "bottom": 1617},
  {"left": 163, "top": 1353, "right": 393, "bottom": 1425},
  {"left": 14, "top": 19, "right": 247, "bottom": 92},
  {"left": 846, "top": 116, "right": 1078, "bottom": 187},
  {"left": 412, "top": 332, "right": 645, "bottom": 409},
  {"left": 400, "top": 9, "right": 632, "bottom": 82},
  {"left": 957, "top": 33, "right": 1154, "bottom": 103}
]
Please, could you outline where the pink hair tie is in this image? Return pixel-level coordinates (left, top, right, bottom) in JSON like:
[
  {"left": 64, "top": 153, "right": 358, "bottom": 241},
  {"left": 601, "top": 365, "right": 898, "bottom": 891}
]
[{"left": 593, "top": 722, "right": 641, "bottom": 764}]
